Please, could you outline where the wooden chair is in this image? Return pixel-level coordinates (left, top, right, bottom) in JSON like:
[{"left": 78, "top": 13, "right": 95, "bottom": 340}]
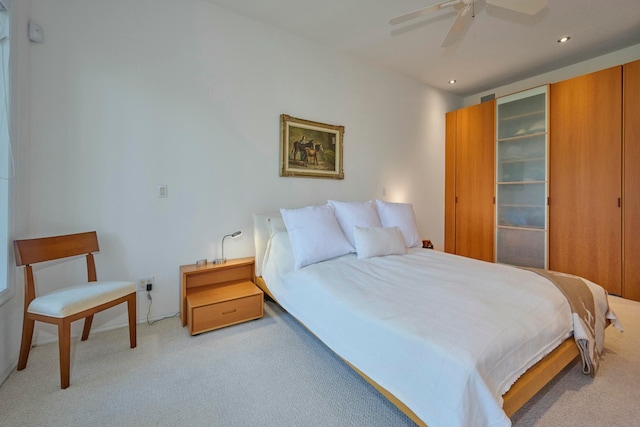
[{"left": 13, "top": 231, "right": 137, "bottom": 389}]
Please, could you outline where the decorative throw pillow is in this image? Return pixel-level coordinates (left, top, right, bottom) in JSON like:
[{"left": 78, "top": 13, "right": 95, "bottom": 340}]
[
  {"left": 280, "top": 204, "right": 354, "bottom": 269},
  {"left": 327, "top": 200, "right": 382, "bottom": 249},
  {"left": 375, "top": 200, "right": 422, "bottom": 248},
  {"left": 353, "top": 226, "right": 406, "bottom": 259}
]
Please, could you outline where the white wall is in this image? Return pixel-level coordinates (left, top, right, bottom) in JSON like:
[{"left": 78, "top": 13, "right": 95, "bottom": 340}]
[{"left": 0, "top": 0, "right": 460, "bottom": 375}]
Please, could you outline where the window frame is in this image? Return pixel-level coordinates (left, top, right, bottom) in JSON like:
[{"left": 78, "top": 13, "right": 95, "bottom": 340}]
[{"left": 0, "top": 2, "right": 15, "bottom": 307}]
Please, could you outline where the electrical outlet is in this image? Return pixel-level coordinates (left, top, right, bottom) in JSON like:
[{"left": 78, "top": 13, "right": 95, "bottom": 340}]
[{"left": 137, "top": 276, "right": 154, "bottom": 292}]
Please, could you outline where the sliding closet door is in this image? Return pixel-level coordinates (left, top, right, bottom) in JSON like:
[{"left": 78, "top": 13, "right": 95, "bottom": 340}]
[
  {"left": 549, "top": 66, "right": 622, "bottom": 295},
  {"left": 454, "top": 101, "right": 495, "bottom": 261},
  {"left": 624, "top": 60, "right": 640, "bottom": 301},
  {"left": 444, "top": 111, "right": 457, "bottom": 253}
]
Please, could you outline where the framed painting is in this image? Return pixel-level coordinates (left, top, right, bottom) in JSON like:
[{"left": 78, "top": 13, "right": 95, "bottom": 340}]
[{"left": 280, "top": 114, "right": 344, "bottom": 179}]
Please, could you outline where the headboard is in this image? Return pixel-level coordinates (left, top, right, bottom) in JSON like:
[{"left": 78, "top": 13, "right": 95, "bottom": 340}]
[{"left": 253, "top": 212, "right": 283, "bottom": 277}]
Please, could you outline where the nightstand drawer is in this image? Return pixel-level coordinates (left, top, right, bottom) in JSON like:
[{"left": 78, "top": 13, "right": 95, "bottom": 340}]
[
  {"left": 191, "top": 294, "right": 262, "bottom": 334},
  {"left": 187, "top": 281, "right": 263, "bottom": 335}
]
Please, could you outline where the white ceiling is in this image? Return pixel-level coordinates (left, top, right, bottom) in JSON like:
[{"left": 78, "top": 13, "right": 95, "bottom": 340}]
[{"left": 203, "top": 0, "right": 640, "bottom": 96}]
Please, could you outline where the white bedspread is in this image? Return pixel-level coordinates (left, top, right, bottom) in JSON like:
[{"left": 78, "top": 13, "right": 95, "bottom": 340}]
[{"left": 262, "top": 230, "right": 613, "bottom": 427}]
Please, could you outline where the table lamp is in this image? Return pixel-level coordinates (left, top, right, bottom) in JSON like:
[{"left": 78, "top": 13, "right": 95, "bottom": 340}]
[{"left": 213, "top": 231, "right": 242, "bottom": 265}]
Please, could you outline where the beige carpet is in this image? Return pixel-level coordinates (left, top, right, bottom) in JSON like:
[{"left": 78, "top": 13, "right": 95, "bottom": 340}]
[
  {"left": 0, "top": 296, "right": 638, "bottom": 427},
  {"left": 511, "top": 295, "right": 640, "bottom": 427}
]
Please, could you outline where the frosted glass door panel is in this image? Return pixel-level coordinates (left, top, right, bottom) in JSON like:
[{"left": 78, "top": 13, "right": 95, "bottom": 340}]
[
  {"left": 497, "top": 183, "right": 545, "bottom": 228},
  {"left": 497, "top": 93, "right": 546, "bottom": 139},
  {"left": 498, "top": 206, "right": 545, "bottom": 229},
  {"left": 496, "top": 85, "right": 548, "bottom": 268},
  {"left": 497, "top": 182, "right": 545, "bottom": 205},
  {"left": 497, "top": 135, "right": 546, "bottom": 182},
  {"left": 497, "top": 228, "right": 546, "bottom": 268}
]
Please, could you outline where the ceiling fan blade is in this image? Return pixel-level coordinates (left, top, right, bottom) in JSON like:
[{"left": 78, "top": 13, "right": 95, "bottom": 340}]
[
  {"left": 441, "top": 4, "right": 473, "bottom": 47},
  {"left": 486, "top": 0, "right": 548, "bottom": 15},
  {"left": 389, "top": 0, "right": 461, "bottom": 26}
]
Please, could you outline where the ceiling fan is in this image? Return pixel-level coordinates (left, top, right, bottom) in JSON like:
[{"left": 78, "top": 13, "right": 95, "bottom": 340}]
[{"left": 389, "top": 0, "right": 548, "bottom": 47}]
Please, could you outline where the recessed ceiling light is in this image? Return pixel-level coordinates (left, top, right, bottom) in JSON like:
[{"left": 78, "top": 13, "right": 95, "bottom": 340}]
[
  {"left": 449, "top": 79, "right": 457, "bottom": 84},
  {"left": 557, "top": 36, "right": 571, "bottom": 43}
]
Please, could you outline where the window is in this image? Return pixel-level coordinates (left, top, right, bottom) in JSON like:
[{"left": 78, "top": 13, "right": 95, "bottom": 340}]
[{"left": 0, "top": 4, "right": 12, "bottom": 304}]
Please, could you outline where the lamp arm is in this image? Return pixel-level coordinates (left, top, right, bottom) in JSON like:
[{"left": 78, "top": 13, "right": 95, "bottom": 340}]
[{"left": 221, "top": 234, "right": 232, "bottom": 261}]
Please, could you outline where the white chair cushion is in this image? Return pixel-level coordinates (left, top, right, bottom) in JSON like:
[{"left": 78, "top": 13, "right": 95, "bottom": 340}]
[{"left": 28, "top": 281, "right": 136, "bottom": 318}]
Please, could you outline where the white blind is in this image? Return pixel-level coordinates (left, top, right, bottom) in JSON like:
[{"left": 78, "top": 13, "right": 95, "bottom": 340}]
[{"left": 0, "top": 6, "right": 11, "bottom": 297}]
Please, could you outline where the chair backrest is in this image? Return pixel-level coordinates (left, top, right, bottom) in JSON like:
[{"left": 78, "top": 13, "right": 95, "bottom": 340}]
[
  {"left": 14, "top": 231, "right": 99, "bottom": 266},
  {"left": 14, "top": 232, "right": 100, "bottom": 305}
]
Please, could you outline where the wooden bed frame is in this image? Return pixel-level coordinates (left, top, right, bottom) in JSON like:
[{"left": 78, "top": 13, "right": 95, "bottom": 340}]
[{"left": 255, "top": 275, "right": 580, "bottom": 427}]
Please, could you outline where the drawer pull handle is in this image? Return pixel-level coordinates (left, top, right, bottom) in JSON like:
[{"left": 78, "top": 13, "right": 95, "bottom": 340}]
[{"left": 222, "top": 309, "right": 237, "bottom": 315}]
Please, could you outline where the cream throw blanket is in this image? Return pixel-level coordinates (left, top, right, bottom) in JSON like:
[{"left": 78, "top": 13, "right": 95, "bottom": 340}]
[{"left": 523, "top": 268, "right": 605, "bottom": 377}]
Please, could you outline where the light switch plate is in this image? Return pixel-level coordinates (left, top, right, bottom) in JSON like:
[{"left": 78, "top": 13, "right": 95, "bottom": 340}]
[{"left": 28, "top": 21, "right": 44, "bottom": 43}]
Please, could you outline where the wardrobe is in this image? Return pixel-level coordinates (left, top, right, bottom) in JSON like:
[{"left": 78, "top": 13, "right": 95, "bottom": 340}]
[
  {"left": 549, "top": 65, "right": 622, "bottom": 296},
  {"left": 444, "top": 100, "right": 495, "bottom": 262},
  {"left": 624, "top": 60, "right": 640, "bottom": 301},
  {"left": 444, "top": 60, "right": 640, "bottom": 300}
]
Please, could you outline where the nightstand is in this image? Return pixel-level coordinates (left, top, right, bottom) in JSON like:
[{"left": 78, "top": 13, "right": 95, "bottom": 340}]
[{"left": 180, "top": 257, "right": 263, "bottom": 335}]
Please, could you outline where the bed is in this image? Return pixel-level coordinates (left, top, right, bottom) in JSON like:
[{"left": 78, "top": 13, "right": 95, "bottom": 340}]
[{"left": 252, "top": 202, "right": 619, "bottom": 427}]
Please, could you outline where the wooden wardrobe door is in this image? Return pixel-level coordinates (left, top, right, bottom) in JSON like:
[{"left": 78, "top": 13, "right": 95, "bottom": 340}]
[
  {"left": 549, "top": 66, "right": 622, "bottom": 295},
  {"left": 454, "top": 101, "right": 495, "bottom": 261},
  {"left": 624, "top": 60, "right": 640, "bottom": 301},
  {"left": 444, "top": 110, "right": 457, "bottom": 254}
]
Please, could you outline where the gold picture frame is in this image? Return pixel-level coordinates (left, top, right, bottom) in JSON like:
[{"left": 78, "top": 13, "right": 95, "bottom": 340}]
[{"left": 280, "top": 114, "right": 344, "bottom": 179}]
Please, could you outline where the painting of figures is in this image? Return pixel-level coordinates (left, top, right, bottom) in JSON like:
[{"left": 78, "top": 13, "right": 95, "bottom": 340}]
[{"left": 280, "top": 114, "right": 344, "bottom": 179}]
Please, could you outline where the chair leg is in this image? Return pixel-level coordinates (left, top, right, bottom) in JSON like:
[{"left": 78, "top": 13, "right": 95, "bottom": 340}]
[
  {"left": 58, "top": 320, "right": 71, "bottom": 389},
  {"left": 81, "top": 315, "right": 94, "bottom": 341},
  {"left": 127, "top": 294, "right": 137, "bottom": 348},
  {"left": 17, "top": 315, "right": 35, "bottom": 371}
]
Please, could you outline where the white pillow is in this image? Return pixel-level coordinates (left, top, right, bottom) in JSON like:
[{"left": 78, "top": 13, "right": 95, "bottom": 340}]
[
  {"left": 327, "top": 200, "right": 382, "bottom": 249},
  {"left": 375, "top": 200, "right": 422, "bottom": 248},
  {"left": 280, "top": 204, "right": 354, "bottom": 269},
  {"left": 353, "top": 226, "right": 406, "bottom": 259}
]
